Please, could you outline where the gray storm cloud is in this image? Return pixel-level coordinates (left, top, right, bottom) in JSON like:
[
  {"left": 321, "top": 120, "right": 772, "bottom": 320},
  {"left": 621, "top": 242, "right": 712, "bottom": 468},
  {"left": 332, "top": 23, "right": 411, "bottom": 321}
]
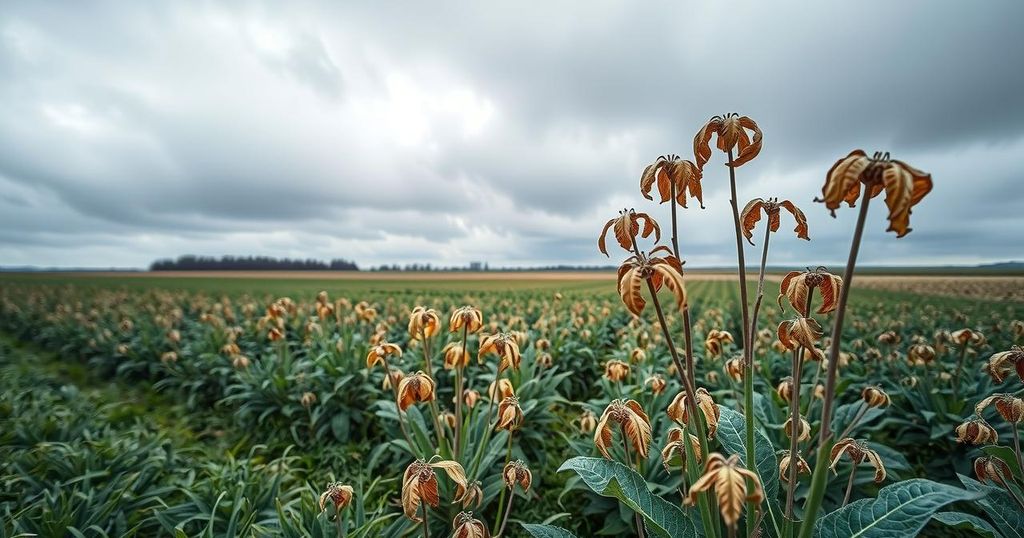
[{"left": 1, "top": 1, "right": 1022, "bottom": 268}]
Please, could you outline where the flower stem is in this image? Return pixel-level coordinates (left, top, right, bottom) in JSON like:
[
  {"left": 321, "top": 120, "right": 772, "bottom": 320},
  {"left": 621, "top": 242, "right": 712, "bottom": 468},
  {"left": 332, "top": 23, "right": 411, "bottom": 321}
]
[
  {"left": 1013, "top": 426, "right": 1024, "bottom": 479},
  {"left": 497, "top": 490, "right": 515, "bottom": 537},
  {"left": 382, "top": 356, "right": 418, "bottom": 457},
  {"left": 785, "top": 293, "right": 814, "bottom": 521},
  {"left": 421, "top": 504, "right": 430, "bottom": 538},
  {"left": 799, "top": 189, "right": 873, "bottom": 538},
  {"left": 421, "top": 328, "right": 449, "bottom": 455},
  {"left": 842, "top": 462, "right": 859, "bottom": 507},
  {"left": 622, "top": 435, "right": 646, "bottom": 538},
  {"left": 455, "top": 325, "right": 468, "bottom": 460},
  {"left": 726, "top": 149, "right": 757, "bottom": 538},
  {"left": 492, "top": 432, "right": 516, "bottom": 535}
]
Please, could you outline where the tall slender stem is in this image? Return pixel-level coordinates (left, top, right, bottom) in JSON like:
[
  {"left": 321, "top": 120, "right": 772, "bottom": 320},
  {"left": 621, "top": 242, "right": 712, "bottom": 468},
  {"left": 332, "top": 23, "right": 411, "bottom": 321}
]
[
  {"left": 1012, "top": 427, "right": 1024, "bottom": 478},
  {"left": 799, "top": 189, "right": 873, "bottom": 538},
  {"left": 421, "top": 504, "right": 430, "bottom": 538},
  {"left": 668, "top": 180, "right": 696, "bottom": 388},
  {"left": 455, "top": 325, "right": 468, "bottom": 460},
  {"left": 497, "top": 490, "right": 516, "bottom": 537},
  {"left": 492, "top": 432, "right": 516, "bottom": 535},
  {"left": 382, "top": 356, "right": 418, "bottom": 456},
  {"left": 785, "top": 293, "right": 813, "bottom": 521},
  {"left": 420, "top": 328, "right": 449, "bottom": 455},
  {"left": 726, "top": 150, "right": 756, "bottom": 538},
  {"left": 841, "top": 462, "right": 859, "bottom": 507}
]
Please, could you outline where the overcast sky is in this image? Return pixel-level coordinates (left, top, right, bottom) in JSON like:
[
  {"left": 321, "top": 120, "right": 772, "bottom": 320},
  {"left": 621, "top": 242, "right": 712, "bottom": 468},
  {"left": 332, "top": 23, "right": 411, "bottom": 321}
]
[{"left": 2, "top": 1, "right": 1022, "bottom": 269}]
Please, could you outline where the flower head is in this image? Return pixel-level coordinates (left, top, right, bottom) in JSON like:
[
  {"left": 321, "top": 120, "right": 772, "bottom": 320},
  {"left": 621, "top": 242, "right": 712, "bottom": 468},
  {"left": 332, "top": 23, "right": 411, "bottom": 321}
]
[
  {"left": 645, "top": 374, "right": 667, "bottom": 396},
  {"left": 496, "top": 396, "right": 524, "bottom": 431},
  {"left": 640, "top": 154, "right": 704, "bottom": 208},
  {"left": 741, "top": 197, "right": 809, "bottom": 245},
  {"left": 479, "top": 333, "right": 522, "bottom": 372},
  {"left": 319, "top": 482, "right": 354, "bottom": 512},
  {"left": 661, "top": 426, "right": 702, "bottom": 471},
  {"left": 452, "top": 512, "right": 490, "bottom": 538},
  {"left": 829, "top": 438, "right": 886, "bottom": 483},
  {"left": 779, "top": 451, "right": 810, "bottom": 483},
  {"left": 366, "top": 342, "right": 403, "bottom": 369},
  {"left": 984, "top": 346, "right": 1024, "bottom": 384},
  {"left": 974, "top": 456, "right": 1012, "bottom": 487},
  {"left": 817, "top": 150, "right": 932, "bottom": 237},
  {"left": 778, "top": 267, "right": 843, "bottom": 316},
  {"left": 598, "top": 209, "right": 661, "bottom": 257},
  {"left": 784, "top": 415, "right": 811, "bottom": 443},
  {"left": 397, "top": 371, "right": 436, "bottom": 411},
  {"left": 667, "top": 387, "right": 719, "bottom": 438},
  {"left": 409, "top": 306, "right": 441, "bottom": 340},
  {"left": 443, "top": 341, "right": 471, "bottom": 370},
  {"left": 604, "top": 359, "right": 631, "bottom": 382},
  {"left": 704, "top": 329, "right": 735, "bottom": 359},
  {"left": 502, "top": 460, "right": 533, "bottom": 491},
  {"left": 955, "top": 418, "right": 998, "bottom": 445},
  {"left": 488, "top": 378, "right": 515, "bottom": 401},
  {"left": 777, "top": 318, "right": 826, "bottom": 360},
  {"left": 595, "top": 399, "right": 652, "bottom": 459},
  {"left": 694, "top": 113, "right": 763, "bottom": 169},
  {"left": 450, "top": 306, "right": 484, "bottom": 334},
  {"left": 617, "top": 246, "right": 686, "bottom": 316},
  {"left": 975, "top": 393, "right": 1024, "bottom": 423},
  {"left": 861, "top": 385, "right": 891, "bottom": 409},
  {"left": 402, "top": 459, "right": 468, "bottom": 522},
  {"left": 685, "top": 453, "right": 764, "bottom": 528}
]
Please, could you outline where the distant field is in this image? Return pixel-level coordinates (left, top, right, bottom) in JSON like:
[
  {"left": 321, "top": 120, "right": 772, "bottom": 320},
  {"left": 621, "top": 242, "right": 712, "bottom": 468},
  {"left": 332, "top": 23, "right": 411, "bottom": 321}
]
[{"left": 1, "top": 270, "right": 1021, "bottom": 302}]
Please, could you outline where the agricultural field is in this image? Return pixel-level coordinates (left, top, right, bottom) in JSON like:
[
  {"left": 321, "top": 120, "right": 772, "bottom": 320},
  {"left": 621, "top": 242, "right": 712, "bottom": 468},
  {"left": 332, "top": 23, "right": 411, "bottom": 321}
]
[{"left": 1, "top": 271, "right": 1021, "bottom": 537}]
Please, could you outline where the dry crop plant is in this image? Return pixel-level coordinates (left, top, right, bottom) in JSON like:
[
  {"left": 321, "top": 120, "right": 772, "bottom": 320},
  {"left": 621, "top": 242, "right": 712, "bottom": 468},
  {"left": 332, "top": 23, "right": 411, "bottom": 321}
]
[{"left": 517, "top": 114, "right": 1021, "bottom": 538}]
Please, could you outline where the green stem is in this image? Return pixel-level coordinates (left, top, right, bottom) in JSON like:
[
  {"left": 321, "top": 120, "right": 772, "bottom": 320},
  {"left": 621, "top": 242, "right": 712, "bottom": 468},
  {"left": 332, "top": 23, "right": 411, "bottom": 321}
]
[
  {"left": 455, "top": 325, "right": 468, "bottom": 460},
  {"left": 623, "top": 434, "right": 646, "bottom": 538},
  {"left": 492, "top": 432, "right": 516, "bottom": 535},
  {"left": 799, "top": 189, "right": 872, "bottom": 538}
]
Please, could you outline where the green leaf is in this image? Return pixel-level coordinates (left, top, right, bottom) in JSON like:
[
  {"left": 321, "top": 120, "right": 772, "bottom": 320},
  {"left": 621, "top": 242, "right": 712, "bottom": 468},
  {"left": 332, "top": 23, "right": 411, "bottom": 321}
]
[
  {"left": 557, "top": 456, "right": 697, "bottom": 538},
  {"left": 960, "top": 474, "right": 1024, "bottom": 538},
  {"left": 815, "top": 478, "right": 982, "bottom": 537},
  {"left": 716, "top": 405, "right": 782, "bottom": 536},
  {"left": 932, "top": 512, "right": 1003, "bottom": 538},
  {"left": 520, "top": 523, "right": 579, "bottom": 538}
]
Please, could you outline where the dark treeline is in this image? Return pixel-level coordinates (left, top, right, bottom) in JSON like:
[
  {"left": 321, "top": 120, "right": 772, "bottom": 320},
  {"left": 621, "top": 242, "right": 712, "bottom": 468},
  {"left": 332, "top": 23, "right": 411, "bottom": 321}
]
[
  {"left": 150, "top": 255, "right": 358, "bottom": 271},
  {"left": 369, "top": 263, "right": 616, "bottom": 272}
]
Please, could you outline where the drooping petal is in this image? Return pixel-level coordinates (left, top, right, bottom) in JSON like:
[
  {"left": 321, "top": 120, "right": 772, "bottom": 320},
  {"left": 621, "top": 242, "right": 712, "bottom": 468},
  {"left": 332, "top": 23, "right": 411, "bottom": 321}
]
[
  {"left": 740, "top": 198, "right": 765, "bottom": 245},
  {"left": 779, "top": 200, "right": 810, "bottom": 241}
]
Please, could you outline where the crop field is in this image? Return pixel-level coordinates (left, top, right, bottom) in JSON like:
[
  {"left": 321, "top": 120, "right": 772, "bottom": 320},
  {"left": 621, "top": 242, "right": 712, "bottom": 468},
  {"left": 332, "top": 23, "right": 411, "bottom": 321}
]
[{"left": 1, "top": 270, "right": 1022, "bottom": 537}]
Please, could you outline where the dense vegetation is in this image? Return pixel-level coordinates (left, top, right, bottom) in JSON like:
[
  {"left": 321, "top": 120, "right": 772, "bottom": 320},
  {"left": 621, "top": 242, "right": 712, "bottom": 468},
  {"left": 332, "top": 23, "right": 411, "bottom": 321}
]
[{"left": 150, "top": 255, "right": 359, "bottom": 271}]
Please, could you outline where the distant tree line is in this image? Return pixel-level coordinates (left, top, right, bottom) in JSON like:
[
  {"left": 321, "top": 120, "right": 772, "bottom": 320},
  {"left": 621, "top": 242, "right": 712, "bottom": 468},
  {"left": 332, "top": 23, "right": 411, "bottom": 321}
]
[
  {"left": 368, "top": 263, "right": 615, "bottom": 272},
  {"left": 150, "top": 255, "right": 358, "bottom": 271}
]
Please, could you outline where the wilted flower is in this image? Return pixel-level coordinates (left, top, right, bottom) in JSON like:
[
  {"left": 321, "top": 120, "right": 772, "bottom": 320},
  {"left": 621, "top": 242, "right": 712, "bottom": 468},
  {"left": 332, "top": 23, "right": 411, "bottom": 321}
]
[
  {"left": 974, "top": 456, "right": 1012, "bottom": 486},
  {"left": 595, "top": 399, "right": 652, "bottom": 459},
  {"left": 366, "top": 342, "right": 403, "bottom": 369},
  {"left": 300, "top": 391, "right": 317, "bottom": 408},
  {"left": 777, "top": 318, "right": 825, "bottom": 360},
  {"left": 816, "top": 150, "right": 932, "bottom": 237},
  {"left": 704, "top": 329, "right": 734, "bottom": 359},
  {"left": 776, "top": 377, "right": 795, "bottom": 403},
  {"left": 784, "top": 415, "right": 811, "bottom": 442},
  {"left": 640, "top": 154, "right": 704, "bottom": 208},
  {"left": 604, "top": 359, "right": 631, "bottom": 382},
  {"left": 724, "top": 357, "right": 743, "bottom": 382},
  {"left": 975, "top": 393, "right": 1024, "bottom": 423},
  {"left": 535, "top": 352, "right": 553, "bottom": 368},
  {"left": 984, "top": 346, "right": 1024, "bottom": 384},
  {"left": 685, "top": 453, "right": 764, "bottom": 528},
  {"left": 645, "top": 374, "right": 666, "bottom": 395},
  {"left": 488, "top": 378, "right": 515, "bottom": 401},
  {"left": 383, "top": 368, "right": 404, "bottom": 391},
  {"left": 479, "top": 333, "right": 522, "bottom": 372},
  {"left": 955, "top": 418, "right": 999, "bottom": 445},
  {"left": 950, "top": 328, "right": 985, "bottom": 347},
  {"left": 779, "top": 451, "right": 810, "bottom": 482},
  {"left": 232, "top": 354, "right": 250, "bottom": 369},
  {"left": 496, "top": 396, "right": 524, "bottom": 431},
  {"left": 598, "top": 209, "right": 661, "bottom": 256},
  {"left": 267, "top": 326, "right": 285, "bottom": 342},
  {"left": 694, "top": 113, "right": 763, "bottom": 169},
  {"left": 460, "top": 482, "right": 484, "bottom": 509},
  {"left": 502, "top": 460, "right": 533, "bottom": 491},
  {"left": 629, "top": 347, "right": 647, "bottom": 363},
  {"left": 443, "top": 341, "right": 471, "bottom": 370},
  {"left": 408, "top": 306, "right": 441, "bottom": 340},
  {"left": 615, "top": 247, "right": 686, "bottom": 316},
  {"left": 907, "top": 344, "right": 936, "bottom": 366},
  {"left": 661, "top": 427, "right": 702, "bottom": 471},
  {"left": 876, "top": 331, "right": 901, "bottom": 346},
  {"left": 578, "top": 409, "right": 597, "bottom": 434},
  {"left": 741, "top": 197, "right": 809, "bottom": 245},
  {"left": 667, "top": 387, "right": 719, "bottom": 438},
  {"left": 829, "top": 438, "right": 886, "bottom": 483},
  {"left": 861, "top": 386, "right": 891, "bottom": 409},
  {"left": 452, "top": 512, "right": 490, "bottom": 538},
  {"left": 319, "top": 482, "right": 354, "bottom": 512},
  {"left": 463, "top": 389, "right": 480, "bottom": 409},
  {"left": 160, "top": 351, "right": 178, "bottom": 364},
  {"left": 397, "top": 371, "right": 436, "bottom": 411},
  {"left": 778, "top": 268, "right": 843, "bottom": 316},
  {"left": 401, "top": 459, "right": 468, "bottom": 522},
  {"left": 450, "top": 306, "right": 484, "bottom": 334}
]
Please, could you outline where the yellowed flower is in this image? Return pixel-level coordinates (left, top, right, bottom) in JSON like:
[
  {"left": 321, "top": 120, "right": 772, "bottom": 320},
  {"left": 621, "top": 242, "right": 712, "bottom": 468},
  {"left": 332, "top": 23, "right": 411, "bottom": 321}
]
[
  {"left": 694, "top": 113, "right": 763, "bottom": 169},
  {"left": 704, "top": 329, "right": 734, "bottom": 359},
  {"left": 667, "top": 387, "right": 719, "bottom": 438},
  {"left": 640, "top": 154, "right": 704, "bottom": 208},
  {"left": 741, "top": 197, "right": 809, "bottom": 245},
  {"left": 479, "top": 333, "right": 522, "bottom": 373},
  {"left": 502, "top": 460, "right": 533, "bottom": 491},
  {"left": 661, "top": 426, "right": 702, "bottom": 471},
  {"left": 830, "top": 438, "right": 886, "bottom": 483},
  {"left": 408, "top": 306, "right": 441, "bottom": 340},
  {"left": 685, "top": 453, "right": 764, "bottom": 528},
  {"left": 318, "top": 482, "right": 354, "bottom": 512},
  {"left": 598, "top": 209, "right": 661, "bottom": 257},
  {"left": 861, "top": 385, "right": 890, "bottom": 409},
  {"left": 496, "top": 396, "right": 524, "bottom": 431},
  {"left": 449, "top": 306, "right": 484, "bottom": 334},
  {"left": 366, "top": 342, "right": 403, "bottom": 370},
  {"left": 595, "top": 399, "right": 652, "bottom": 459},
  {"left": 397, "top": 371, "right": 435, "bottom": 411},
  {"left": 778, "top": 268, "right": 843, "bottom": 316},
  {"left": 604, "top": 359, "right": 631, "bottom": 382}
]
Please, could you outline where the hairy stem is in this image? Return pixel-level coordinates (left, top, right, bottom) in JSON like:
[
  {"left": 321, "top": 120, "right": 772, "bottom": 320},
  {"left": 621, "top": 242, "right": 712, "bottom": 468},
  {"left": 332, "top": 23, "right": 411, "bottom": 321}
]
[{"left": 799, "top": 189, "right": 872, "bottom": 538}]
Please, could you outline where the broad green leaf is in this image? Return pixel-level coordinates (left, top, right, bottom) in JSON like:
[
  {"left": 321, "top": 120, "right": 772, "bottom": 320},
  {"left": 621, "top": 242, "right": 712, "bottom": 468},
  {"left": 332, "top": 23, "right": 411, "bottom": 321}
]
[
  {"left": 932, "top": 512, "right": 1002, "bottom": 538},
  {"left": 960, "top": 474, "right": 1024, "bottom": 538},
  {"left": 831, "top": 401, "right": 883, "bottom": 437},
  {"left": 716, "top": 405, "right": 782, "bottom": 537},
  {"left": 557, "top": 456, "right": 697, "bottom": 538},
  {"left": 520, "top": 523, "right": 578, "bottom": 538},
  {"left": 815, "top": 478, "right": 981, "bottom": 537}
]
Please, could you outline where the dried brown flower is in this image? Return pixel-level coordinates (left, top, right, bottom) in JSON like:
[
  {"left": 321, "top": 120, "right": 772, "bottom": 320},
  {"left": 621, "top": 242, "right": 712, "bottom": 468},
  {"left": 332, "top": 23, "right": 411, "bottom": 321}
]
[
  {"left": 829, "top": 438, "right": 886, "bottom": 483},
  {"left": 319, "top": 482, "right": 354, "bottom": 512},
  {"left": 366, "top": 342, "right": 403, "bottom": 369},
  {"left": 955, "top": 418, "right": 999, "bottom": 445},
  {"left": 974, "top": 456, "right": 1012, "bottom": 487},
  {"left": 402, "top": 459, "right": 468, "bottom": 522},
  {"left": 777, "top": 318, "right": 826, "bottom": 360},
  {"left": 595, "top": 399, "right": 652, "bottom": 459},
  {"left": 496, "top": 396, "right": 524, "bottom": 431},
  {"left": 604, "top": 359, "right": 631, "bottom": 382},
  {"left": 617, "top": 247, "right": 686, "bottom": 316},
  {"left": 975, "top": 393, "right": 1024, "bottom": 423},
  {"left": 779, "top": 451, "right": 810, "bottom": 483},
  {"left": 685, "top": 453, "right": 764, "bottom": 528},
  {"left": 408, "top": 306, "right": 441, "bottom": 340},
  {"left": 704, "top": 329, "right": 735, "bottom": 359},
  {"left": 661, "top": 426, "right": 703, "bottom": 471},
  {"left": 861, "top": 385, "right": 891, "bottom": 409},
  {"left": 778, "top": 268, "right": 843, "bottom": 316},
  {"left": 502, "top": 460, "right": 533, "bottom": 491},
  {"left": 397, "top": 371, "right": 436, "bottom": 411},
  {"left": 598, "top": 209, "right": 661, "bottom": 256},
  {"left": 450, "top": 306, "right": 484, "bottom": 334},
  {"left": 741, "top": 197, "right": 809, "bottom": 245},
  {"left": 667, "top": 387, "right": 719, "bottom": 438},
  {"left": 479, "top": 333, "right": 522, "bottom": 372},
  {"left": 640, "top": 154, "right": 704, "bottom": 208},
  {"left": 694, "top": 113, "right": 763, "bottom": 169}
]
